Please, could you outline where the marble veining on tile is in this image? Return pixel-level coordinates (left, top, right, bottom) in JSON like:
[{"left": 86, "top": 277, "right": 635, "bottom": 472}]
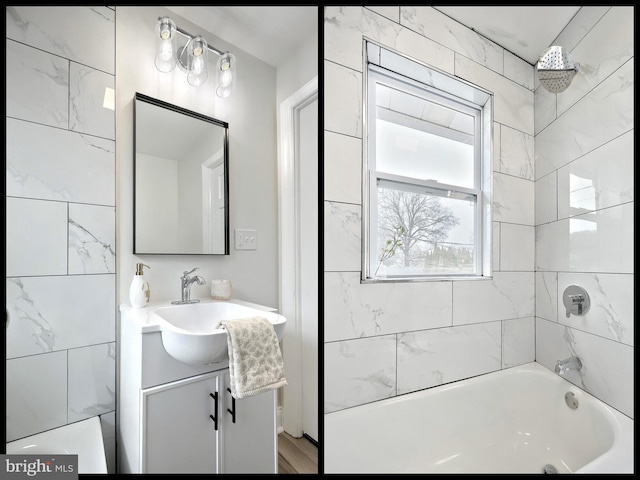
[
  {"left": 400, "top": 7, "right": 503, "bottom": 75},
  {"left": 500, "top": 126, "right": 534, "bottom": 180},
  {"left": 6, "top": 275, "right": 116, "bottom": 359},
  {"left": 68, "top": 204, "right": 116, "bottom": 274},
  {"left": 593, "top": 278, "right": 625, "bottom": 342},
  {"left": 69, "top": 63, "right": 115, "bottom": 140},
  {"left": 556, "top": 7, "right": 634, "bottom": 117},
  {"left": 325, "top": 7, "right": 404, "bottom": 73},
  {"left": 6, "top": 6, "right": 115, "bottom": 75},
  {"left": 503, "top": 50, "right": 534, "bottom": 90},
  {"left": 324, "top": 336, "right": 397, "bottom": 413},
  {"left": 492, "top": 173, "right": 535, "bottom": 225},
  {"left": 68, "top": 343, "right": 116, "bottom": 422},
  {"left": 558, "top": 273, "right": 633, "bottom": 346},
  {"left": 453, "top": 273, "right": 535, "bottom": 325},
  {"left": 6, "top": 278, "right": 56, "bottom": 353},
  {"left": 535, "top": 272, "right": 558, "bottom": 322},
  {"left": 502, "top": 317, "right": 535, "bottom": 367},
  {"left": 324, "top": 201, "right": 361, "bottom": 272},
  {"left": 324, "top": 131, "right": 362, "bottom": 205},
  {"left": 396, "top": 322, "right": 502, "bottom": 394},
  {"left": 324, "top": 272, "right": 452, "bottom": 342},
  {"left": 6, "top": 39, "right": 69, "bottom": 129},
  {"left": 324, "top": 61, "right": 362, "bottom": 138},
  {"left": 535, "top": 58, "right": 634, "bottom": 179},
  {"left": 6, "top": 118, "right": 116, "bottom": 205},
  {"left": 6, "top": 351, "right": 68, "bottom": 441}
]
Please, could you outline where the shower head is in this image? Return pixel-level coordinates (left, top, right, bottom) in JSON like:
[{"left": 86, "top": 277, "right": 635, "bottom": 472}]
[{"left": 536, "top": 46, "right": 578, "bottom": 93}]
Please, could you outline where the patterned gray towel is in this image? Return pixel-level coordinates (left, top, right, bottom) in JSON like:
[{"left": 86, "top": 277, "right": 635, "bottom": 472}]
[{"left": 220, "top": 316, "right": 288, "bottom": 399}]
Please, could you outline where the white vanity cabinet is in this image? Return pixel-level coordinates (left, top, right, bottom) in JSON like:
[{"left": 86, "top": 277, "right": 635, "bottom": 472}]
[
  {"left": 221, "top": 371, "right": 277, "bottom": 473},
  {"left": 118, "top": 301, "right": 278, "bottom": 474},
  {"left": 142, "top": 371, "right": 221, "bottom": 473}
]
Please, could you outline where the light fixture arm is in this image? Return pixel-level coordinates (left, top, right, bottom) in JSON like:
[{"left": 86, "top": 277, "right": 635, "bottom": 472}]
[{"left": 158, "top": 16, "right": 227, "bottom": 57}]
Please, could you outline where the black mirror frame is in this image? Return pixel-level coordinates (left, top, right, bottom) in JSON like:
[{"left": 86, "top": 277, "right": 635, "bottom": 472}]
[{"left": 133, "top": 92, "right": 229, "bottom": 255}]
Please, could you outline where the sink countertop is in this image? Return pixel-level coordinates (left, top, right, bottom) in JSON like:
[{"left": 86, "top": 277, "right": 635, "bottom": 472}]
[{"left": 119, "top": 297, "right": 277, "bottom": 334}]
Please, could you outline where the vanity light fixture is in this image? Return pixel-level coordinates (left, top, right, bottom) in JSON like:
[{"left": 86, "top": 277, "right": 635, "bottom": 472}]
[{"left": 154, "top": 16, "right": 237, "bottom": 96}]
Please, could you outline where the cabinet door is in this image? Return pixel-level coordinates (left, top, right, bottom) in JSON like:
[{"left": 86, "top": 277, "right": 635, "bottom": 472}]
[
  {"left": 221, "top": 371, "right": 278, "bottom": 473},
  {"left": 142, "top": 372, "right": 221, "bottom": 473}
]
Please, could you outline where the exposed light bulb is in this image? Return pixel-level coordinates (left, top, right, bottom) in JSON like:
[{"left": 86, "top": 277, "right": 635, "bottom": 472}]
[
  {"left": 219, "top": 56, "right": 232, "bottom": 86},
  {"left": 220, "top": 69, "right": 232, "bottom": 88},
  {"left": 158, "top": 43, "right": 173, "bottom": 62},
  {"left": 192, "top": 56, "right": 204, "bottom": 75}
]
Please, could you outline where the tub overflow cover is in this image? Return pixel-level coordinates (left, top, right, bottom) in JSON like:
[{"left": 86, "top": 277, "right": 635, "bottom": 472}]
[{"left": 565, "top": 391, "right": 579, "bottom": 410}]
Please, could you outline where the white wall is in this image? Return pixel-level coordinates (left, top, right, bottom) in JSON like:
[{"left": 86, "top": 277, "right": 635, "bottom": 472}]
[
  {"left": 533, "top": 6, "right": 634, "bottom": 418},
  {"left": 116, "top": 6, "right": 279, "bottom": 308},
  {"left": 277, "top": 24, "right": 319, "bottom": 106}
]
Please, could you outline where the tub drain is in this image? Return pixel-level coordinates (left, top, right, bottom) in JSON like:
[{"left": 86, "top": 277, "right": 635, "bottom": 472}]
[{"left": 543, "top": 464, "right": 557, "bottom": 474}]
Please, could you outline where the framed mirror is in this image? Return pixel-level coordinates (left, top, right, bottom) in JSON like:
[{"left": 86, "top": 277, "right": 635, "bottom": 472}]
[{"left": 134, "top": 93, "right": 229, "bottom": 254}]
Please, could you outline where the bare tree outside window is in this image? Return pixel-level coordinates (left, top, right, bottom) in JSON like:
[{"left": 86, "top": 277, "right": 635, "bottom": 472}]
[{"left": 377, "top": 186, "right": 474, "bottom": 275}]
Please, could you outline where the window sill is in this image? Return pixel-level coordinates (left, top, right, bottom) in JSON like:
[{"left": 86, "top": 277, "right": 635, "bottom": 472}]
[{"left": 361, "top": 274, "right": 494, "bottom": 284}]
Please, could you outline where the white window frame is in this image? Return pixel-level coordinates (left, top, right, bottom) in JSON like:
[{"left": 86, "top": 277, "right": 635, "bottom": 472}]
[{"left": 363, "top": 41, "right": 493, "bottom": 282}]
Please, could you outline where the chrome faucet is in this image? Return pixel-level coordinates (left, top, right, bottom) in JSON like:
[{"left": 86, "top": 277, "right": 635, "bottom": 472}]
[
  {"left": 555, "top": 356, "right": 582, "bottom": 375},
  {"left": 171, "top": 268, "right": 206, "bottom": 305}
]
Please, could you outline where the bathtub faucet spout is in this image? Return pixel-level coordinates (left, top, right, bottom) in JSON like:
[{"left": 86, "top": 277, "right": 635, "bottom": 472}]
[{"left": 555, "top": 356, "right": 582, "bottom": 375}]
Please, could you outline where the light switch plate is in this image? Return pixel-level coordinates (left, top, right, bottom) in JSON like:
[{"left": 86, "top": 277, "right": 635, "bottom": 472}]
[{"left": 235, "top": 229, "right": 257, "bottom": 250}]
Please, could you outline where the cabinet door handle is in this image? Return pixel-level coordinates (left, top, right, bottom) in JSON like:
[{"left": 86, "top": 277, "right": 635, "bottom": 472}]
[
  {"left": 226, "top": 387, "right": 236, "bottom": 423},
  {"left": 209, "top": 392, "right": 218, "bottom": 430}
]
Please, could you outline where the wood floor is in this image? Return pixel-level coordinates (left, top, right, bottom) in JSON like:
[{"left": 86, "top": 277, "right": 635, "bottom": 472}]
[{"left": 277, "top": 432, "right": 318, "bottom": 474}]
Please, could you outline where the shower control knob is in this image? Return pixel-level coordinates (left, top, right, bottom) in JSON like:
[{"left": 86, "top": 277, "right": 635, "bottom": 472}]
[{"left": 563, "top": 285, "right": 590, "bottom": 318}]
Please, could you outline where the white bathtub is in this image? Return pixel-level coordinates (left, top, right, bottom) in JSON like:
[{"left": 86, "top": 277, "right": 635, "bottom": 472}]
[
  {"left": 6, "top": 417, "right": 108, "bottom": 474},
  {"left": 324, "top": 362, "right": 633, "bottom": 474}
]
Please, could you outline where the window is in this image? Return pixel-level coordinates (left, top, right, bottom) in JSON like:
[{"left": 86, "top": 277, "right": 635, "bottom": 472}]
[{"left": 364, "top": 42, "right": 493, "bottom": 281}]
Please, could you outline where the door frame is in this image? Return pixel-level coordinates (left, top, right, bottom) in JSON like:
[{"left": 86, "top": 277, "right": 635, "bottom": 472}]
[{"left": 278, "top": 75, "right": 318, "bottom": 438}]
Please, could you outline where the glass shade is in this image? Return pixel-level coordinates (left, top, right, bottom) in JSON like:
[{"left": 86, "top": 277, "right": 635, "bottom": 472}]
[
  {"left": 186, "top": 36, "right": 208, "bottom": 86},
  {"left": 216, "top": 53, "right": 236, "bottom": 98},
  {"left": 155, "top": 17, "right": 177, "bottom": 73}
]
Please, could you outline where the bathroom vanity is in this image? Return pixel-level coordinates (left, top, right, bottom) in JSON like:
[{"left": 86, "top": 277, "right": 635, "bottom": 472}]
[{"left": 118, "top": 299, "right": 281, "bottom": 474}]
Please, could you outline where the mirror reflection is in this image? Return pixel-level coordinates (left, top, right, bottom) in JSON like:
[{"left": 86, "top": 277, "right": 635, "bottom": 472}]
[{"left": 134, "top": 93, "right": 229, "bottom": 254}]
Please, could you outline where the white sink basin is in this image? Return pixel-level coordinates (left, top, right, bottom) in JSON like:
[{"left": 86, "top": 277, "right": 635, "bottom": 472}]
[{"left": 152, "top": 301, "right": 286, "bottom": 366}]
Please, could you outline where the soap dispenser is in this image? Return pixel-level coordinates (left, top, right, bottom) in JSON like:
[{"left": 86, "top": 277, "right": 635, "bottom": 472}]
[{"left": 129, "top": 263, "right": 151, "bottom": 308}]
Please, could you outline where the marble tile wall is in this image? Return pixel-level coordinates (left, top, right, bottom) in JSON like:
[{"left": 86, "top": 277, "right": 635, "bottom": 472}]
[
  {"left": 5, "top": 5, "right": 117, "bottom": 471},
  {"left": 324, "top": 6, "right": 633, "bottom": 422},
  {"left": 324, "top": 6, "right": 536, "bottom": 413},
  {"left": 533, "top": 6, "right": 634, "bottom": 419}
]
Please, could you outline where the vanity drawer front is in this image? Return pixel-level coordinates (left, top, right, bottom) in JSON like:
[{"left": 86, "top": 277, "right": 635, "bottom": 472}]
[{"left": 141, "top": 331, "right": 228, "bottom": 388}]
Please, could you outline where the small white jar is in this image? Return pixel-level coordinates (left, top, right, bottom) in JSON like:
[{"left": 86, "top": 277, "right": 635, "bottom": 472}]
[{"left": 211, "top": 279, "right": 232, "bottom": 300}]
